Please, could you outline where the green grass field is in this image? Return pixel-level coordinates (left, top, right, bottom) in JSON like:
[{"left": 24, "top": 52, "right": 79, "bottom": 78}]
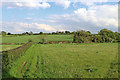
[
  {"left": 1, "top": 45, "right": 22, "bottom": 51},
  {"left": 3, "top": 43, "right": 118, "bottom": 78},
  {"left": 1, "top": 35, "right": 73, "bottom": 43}
]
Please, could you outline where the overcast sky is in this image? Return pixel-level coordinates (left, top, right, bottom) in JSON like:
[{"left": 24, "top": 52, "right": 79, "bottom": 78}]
[{"left": 0, "top": 0, "right": 119, "bottom": 33}]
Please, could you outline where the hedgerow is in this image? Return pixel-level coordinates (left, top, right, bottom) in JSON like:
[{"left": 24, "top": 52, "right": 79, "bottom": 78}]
[{"left": 2, "top": 42, "right": 33, "bottom": 70}]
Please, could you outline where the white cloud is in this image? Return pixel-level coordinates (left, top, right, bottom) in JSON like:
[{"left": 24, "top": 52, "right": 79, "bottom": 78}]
[
  {"left": 1, "top": 22, "right": 59, "bottom": 33},
  {"left": 1, "top": 1, "right": 119, "bottom": 33},
  {"left": 16, "top": 29, "right": 24, "bottom": 32},
  {"left": 73, "top": 5, "right": 118, "bottom": 27},
  {"left": 24, "top": 18, "right": 33, "bottom": 20},
  {"left": 48, "top": 20, "right": 56, "bottom": 22},
  {"left": 38, "top": 2, "right": 51, "bottom": 9},
  {"left": 55, "top": 0, "right": 71, "bottom": 9},
  {"left": 32, "top": 23, "right": 56, "bottom": 31},
  {"left": 1, "top": 0, "right": 119, "bottom": 9},
  {"left": 2, "top": 0, "right": 119, "bottom": 9},
  {"left": 73, "top": 0, "right": 119, "bottom": 6},
  {"left": 23, "top": 18, "right": 56, "bottom": 23},
  {"left": 2, "top": 0, "right": 51, "bottom": 9},
  {"left": 50, "top": 4, "right": 118, "bottom": 33},
  {"left": 72, "top": 0, "right": 119, "bottom": 9},
  {"left": 79, "top": 0, "right": 108, "bottom": 6}
]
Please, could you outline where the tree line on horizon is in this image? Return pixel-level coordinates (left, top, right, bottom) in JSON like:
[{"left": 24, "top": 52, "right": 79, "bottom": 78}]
[
  {"left": 0, "top": 29, "right": 120, "bottom": 43},
  {"left": 0, "top": 31, "right": 73, "bottom": 36}
]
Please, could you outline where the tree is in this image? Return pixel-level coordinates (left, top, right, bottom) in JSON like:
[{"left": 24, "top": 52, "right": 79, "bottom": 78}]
[
  {"left": 65, "top": 31, "right": 70, "bottom": 34},
  {"left": 26, "top": 32, "right": 29, "bottom": 35},
  {"left": 73, "top": 29, "right": 120, "bottom": 43},
  {"left": 98, "top": 29, "right": 115, "bottom": 42},
  {"left": 1, "top": 31, "right": 6, "bottom": 36},
  {"left": 73, "top": 30, "right": 91, "bottom": 43},
  {"left": 7, "top": 32, "right": 11, "bottom": 35},
  {"left": 86, "top": 31, "right": 91, "bottom": 36},
  {"left": 39, "top": 32, "right": 43, "bottom": 35},
  {"left": 52, "top": 32, "right": 56, "bottom": 34},
  {"left": 71, "top": 31, "right": 75, "bottom": 34},
  {"left": 29, "top": 31, "right": 33, "bottom": 35},
  {"left": 61, "top": 32, "right": 64, "bottom": 34},
  {"left": 114, "top": 32, "right": 120, "bottom": 42},
  {"left": 98, "top": 29, "right": 114, "bottom": 38},
  {"left": 56, "top": 31, "right": 59, "bottom": 34}
]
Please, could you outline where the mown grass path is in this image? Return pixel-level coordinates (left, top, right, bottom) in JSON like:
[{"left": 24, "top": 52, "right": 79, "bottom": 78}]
[
  {"left": 4, "top": 43, "right": 118, "bottom": 78},
  {"left": 4, "top": 44, "right": 41, "bottom": 78}
]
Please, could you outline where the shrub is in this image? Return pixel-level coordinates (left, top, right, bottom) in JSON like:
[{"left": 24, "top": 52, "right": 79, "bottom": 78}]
[
  {"left": 28, "top": 39, "right": 33, "bottom": 42},
  {"left": 41, "top": 38, "right": 47, "bottom": 44}
]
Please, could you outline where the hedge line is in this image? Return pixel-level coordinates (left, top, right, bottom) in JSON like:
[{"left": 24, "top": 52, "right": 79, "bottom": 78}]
[
  {"left": 0, "top": 43, "right": 25, "bottom": 45},
  {"left": 2, "top": 42, "right": 33, "bottom": 70},
  {"left": 48, "top": 41, "right": 72, "bottom": 44}
]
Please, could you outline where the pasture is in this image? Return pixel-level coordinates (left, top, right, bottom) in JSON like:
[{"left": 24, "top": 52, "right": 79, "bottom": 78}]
[
  {"left": 3, "top": 43, "right": 118, "bottom": 78},
  {"left": 1, "top": 35, "right": 73, "bottom": 43},
  {"left": 1, "top": 45, "right": 22, "bottom": 51}
]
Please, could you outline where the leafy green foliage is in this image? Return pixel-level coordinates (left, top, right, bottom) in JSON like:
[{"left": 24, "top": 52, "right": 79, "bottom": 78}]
[
  {"left": 29, "top": 31, "right": 33, "bottom": 35},
  {"left": 7, "top": 33, "right": 11, "bottom": 35},
  {"left": 28, "top": 39, "right": 33, "bottom": 42},
  {"left": 39, "top": 32, "right": 43, "bottom": 35},
  {"left": 41, "top": 38, "right": 47, "bottom": 44},
  {"left": 1, "top": 31, "right": 6, "bottom": 37},
  {"left": 73, "top": 29, "right": 120, "bottom": 43},
  {"left": 73, "top": 30, "right": 91, "bottom": 43}
]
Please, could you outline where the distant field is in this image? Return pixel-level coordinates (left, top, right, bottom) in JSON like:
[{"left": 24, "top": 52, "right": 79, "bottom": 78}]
[
  {"left": 3, "top": 43, "right": 118, "bottom": 78},
  {"left": 1, "top": 45, "right": 22, "bottom": 51},
  {"left": 1, "top": 35, "right": 73, "bottom": 43}
]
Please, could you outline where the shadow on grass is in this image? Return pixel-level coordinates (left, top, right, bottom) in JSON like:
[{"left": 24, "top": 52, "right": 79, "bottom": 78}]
[{"left": 2, "top": 67, "right": 17, "bottom": 80}]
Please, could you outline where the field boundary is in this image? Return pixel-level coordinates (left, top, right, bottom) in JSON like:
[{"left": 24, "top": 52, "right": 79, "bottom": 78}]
[
  {"left": 48, "top": 41, "right": 72, "bottom": 44},
  {"left": 0, "top": 43, "right": 25, "bottom": 45},
  {"left": 47, "top": 41, "right": 109, "bottom": 44},
  {"left": 2, "top": 42, "right": 33, "bottom": 71},
  {"left": 1, "top": 42, "right": 31, "bottom": 53}
]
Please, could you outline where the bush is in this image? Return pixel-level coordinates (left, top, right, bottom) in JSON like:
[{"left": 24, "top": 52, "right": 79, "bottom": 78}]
[
  {"left": 41, "top": 38, "right": 47, "bottom": 44},
  {"left": 28, "top": 39, "right": 33, "bottom": 42}
]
